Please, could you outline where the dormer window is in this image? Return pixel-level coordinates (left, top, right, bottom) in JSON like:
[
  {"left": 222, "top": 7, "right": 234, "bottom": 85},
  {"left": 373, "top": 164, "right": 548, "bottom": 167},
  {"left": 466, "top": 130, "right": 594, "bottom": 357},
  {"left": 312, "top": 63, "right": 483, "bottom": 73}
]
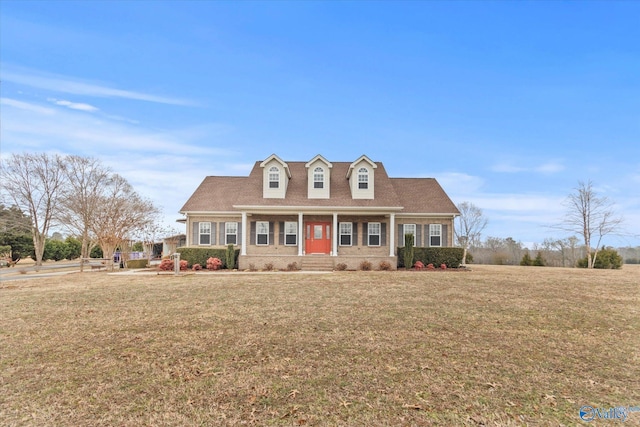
[
  {"left": 313, "top": 167, "right": 324, "bottom": 189},
  {"left": 346, "top": 155, "right": 376, "bottom": 199},
  {"left": 268, "top": 167, "right": 280, "bottom": 188},
  {"left": 358, "top": 168, "right": 369, "bottom": 189},
  {"left": 305, "top": 155, "right": 332, "bottom": 199},
  {"left": 260, "top": 154, "right": 290, "bottom": 199}
]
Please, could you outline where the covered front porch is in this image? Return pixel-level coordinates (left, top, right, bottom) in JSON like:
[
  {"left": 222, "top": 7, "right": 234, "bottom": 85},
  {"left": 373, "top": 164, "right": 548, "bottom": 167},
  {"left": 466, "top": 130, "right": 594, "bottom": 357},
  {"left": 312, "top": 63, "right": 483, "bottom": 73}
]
[{"left": 235, "top": 208, "right": 400, "bottom": 271}]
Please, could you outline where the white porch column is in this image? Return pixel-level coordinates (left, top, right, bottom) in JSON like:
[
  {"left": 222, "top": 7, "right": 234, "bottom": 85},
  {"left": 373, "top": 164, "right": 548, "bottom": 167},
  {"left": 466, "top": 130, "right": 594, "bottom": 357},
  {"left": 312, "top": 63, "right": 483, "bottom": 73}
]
[
  {"left": 332, "top": 212, "right": 338, "bottom": 256},
  {"left": 241, "top": 211, "right": 248, "bottom": 256},
  {"left": 298, "top": 212, "right": 304, "bottom": 256},
  {"left": 389, "top": 213, "right": 395, "bottom": 257}
]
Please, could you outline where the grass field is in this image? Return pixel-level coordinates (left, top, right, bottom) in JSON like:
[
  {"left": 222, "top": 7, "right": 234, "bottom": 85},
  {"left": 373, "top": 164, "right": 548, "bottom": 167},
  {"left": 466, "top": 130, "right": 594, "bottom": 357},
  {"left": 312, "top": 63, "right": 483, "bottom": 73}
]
[{"left": 1, "top": 265, "right": 639, "bottom": 426}]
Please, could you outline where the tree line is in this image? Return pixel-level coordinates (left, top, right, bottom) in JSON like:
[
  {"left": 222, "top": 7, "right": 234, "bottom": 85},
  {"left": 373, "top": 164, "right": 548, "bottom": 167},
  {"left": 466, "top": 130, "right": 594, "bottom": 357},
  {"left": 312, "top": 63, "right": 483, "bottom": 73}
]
[
  {"left": 464, "top": 236, "right": 633, "bottom": 268},
  {"left": 454, "top": 180, "right": 628, "bottom": 269},
  {"left": 1, "top": 153, "right": 164, "bottom": 266}
]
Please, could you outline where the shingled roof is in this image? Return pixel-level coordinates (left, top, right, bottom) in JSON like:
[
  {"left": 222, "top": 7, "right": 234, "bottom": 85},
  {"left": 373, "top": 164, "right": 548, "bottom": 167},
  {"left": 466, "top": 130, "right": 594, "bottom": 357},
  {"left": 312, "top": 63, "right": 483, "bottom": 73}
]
[{"left": 180, "top": 160, "right": 459, "bottom": 215}]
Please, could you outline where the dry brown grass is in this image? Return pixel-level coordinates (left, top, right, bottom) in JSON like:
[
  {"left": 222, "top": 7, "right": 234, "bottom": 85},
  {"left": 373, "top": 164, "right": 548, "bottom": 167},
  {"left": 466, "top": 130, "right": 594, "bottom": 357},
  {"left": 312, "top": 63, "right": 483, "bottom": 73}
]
[{"left": 1, "top": 265, "right": 639, "bottom": 426}]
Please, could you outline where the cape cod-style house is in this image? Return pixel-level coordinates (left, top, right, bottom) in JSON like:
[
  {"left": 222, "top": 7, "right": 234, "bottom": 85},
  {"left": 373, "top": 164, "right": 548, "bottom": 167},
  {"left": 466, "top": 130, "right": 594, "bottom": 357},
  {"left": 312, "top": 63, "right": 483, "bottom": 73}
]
[{"left": 179, "top": 154, "right": 460, "bottom": 270}]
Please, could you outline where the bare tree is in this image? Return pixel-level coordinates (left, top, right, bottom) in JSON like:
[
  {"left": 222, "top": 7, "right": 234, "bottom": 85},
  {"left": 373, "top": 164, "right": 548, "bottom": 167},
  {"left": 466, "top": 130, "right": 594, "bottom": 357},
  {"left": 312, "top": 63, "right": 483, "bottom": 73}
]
[
  {"left": 1, "top": 153, "right": 67, "bottom": 265},
  {"left": 92, "top": 174, "right": 160, "bottom": 268},
  {"left": 504, "top": 237, "right": 523, "bottom": 265},
  {"left": 132, "top": 222, "right": 179, "bottom": 264},
  {"left": 59, "top": 155, "right": 112, "bottom": 259},
  {"left": 556, "top": 180, "right": 624, "bottom": 268},
  {"left": 454, "top": 201, "right": 488, "bottom": 266}
]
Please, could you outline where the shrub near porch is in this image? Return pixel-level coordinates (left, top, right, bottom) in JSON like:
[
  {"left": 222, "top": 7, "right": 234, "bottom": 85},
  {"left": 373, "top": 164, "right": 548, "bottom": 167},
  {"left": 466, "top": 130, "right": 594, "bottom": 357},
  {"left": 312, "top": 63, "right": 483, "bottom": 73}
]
[
  {"left": 397, "top": 246, "right": 464, "bottom": 268},
  {"left": 177, "top": 247, "right": 240, "bottom": 269}
]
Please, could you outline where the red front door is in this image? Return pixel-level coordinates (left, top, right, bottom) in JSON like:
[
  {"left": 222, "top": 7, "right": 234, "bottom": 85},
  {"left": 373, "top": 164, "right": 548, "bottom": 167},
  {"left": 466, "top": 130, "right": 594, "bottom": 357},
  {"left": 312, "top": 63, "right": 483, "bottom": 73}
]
[{"left": 305, "top": 222, "right": 331, "bottom": 254}]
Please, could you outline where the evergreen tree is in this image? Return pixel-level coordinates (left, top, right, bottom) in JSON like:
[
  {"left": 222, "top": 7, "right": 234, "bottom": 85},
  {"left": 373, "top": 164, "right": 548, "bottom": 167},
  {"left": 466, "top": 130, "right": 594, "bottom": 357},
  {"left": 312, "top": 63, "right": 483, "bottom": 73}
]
[
  {"left": 579, "top": 246, "right": 622, "bottom": 269},
  {"left": 533, "top": 252, "right": 546, "bottom": 267},
  {"left": 520, "top": 252, "right": 533, "bottom": 266},
  {"left": 403, "top": 233, "right": 414, "bottom": 268},
  {"left": 226, "top": 244, "right": 236, "bottom": 269}
]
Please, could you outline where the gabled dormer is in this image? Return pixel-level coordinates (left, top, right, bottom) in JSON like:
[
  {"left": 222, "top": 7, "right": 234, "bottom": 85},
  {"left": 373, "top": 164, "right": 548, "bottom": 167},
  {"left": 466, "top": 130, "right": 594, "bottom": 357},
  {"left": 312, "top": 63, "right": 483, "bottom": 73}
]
[
  {"left": 305, "top": 154, "right": 332, "bottom": 199},
  {"left": 346, "top": 155, "right": 377, "bottom": 199},
  {"left": 260, "top": 154, "right": 291, "bottom": 199}
]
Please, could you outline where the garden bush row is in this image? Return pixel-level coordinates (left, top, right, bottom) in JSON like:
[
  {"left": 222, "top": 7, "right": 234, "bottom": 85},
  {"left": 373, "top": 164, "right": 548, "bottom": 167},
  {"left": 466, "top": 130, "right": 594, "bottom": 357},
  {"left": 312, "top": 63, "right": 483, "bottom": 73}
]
[
  {"left": 397, "top": 247, "right": 464, "bottom": 269},
  {"left": 176, "top": 246, "right": 239, "bottom": 269}
]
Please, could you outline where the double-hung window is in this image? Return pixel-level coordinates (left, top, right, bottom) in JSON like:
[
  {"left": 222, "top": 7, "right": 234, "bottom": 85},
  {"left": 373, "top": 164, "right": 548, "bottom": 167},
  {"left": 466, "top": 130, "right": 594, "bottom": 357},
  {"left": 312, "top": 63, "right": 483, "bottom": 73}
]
[
  {"left": 403, "top": 224, "right": 416, "bottom": 246},
  {"left": 339, "top": 222, "right": 352, "bottom": 246},
  {"left": 268, "top": 167, "right": 280, "bottom": 188},
  {"left": 368, "top": 222, "right": 381, "bottom": 246},
  {"left": 313, "top": 167, "right": 324, "bottom": 189},
  {"left": 358, "top": 168, "right": 369, "bottom": 189},
  {"left": 429, "top": 224, "right": 442, "bottom": 247},
  {"left": 199, "top": 222, "right": 211, "bottom": 245},
  {"left": 256, "top": 221, "right": 269, "bottom": 245},
  {"left": 284, "top": 221, "right": 297, "bottom": 245},
  {"left": 225, "top": 222, "right": 238, "bottom": 245}
]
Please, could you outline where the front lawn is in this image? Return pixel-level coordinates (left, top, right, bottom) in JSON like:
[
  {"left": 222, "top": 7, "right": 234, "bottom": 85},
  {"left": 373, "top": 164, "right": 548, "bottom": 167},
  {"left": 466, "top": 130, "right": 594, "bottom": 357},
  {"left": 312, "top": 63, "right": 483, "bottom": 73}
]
[{"left": 1, "top": 265, "right": 638, "bottom": 425}]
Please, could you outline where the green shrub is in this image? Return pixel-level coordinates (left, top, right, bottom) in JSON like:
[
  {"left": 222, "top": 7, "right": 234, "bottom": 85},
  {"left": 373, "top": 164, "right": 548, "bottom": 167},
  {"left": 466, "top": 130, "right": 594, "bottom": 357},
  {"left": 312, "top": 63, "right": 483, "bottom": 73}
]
[
  {"left": 65, "top": 237, "right": 82, "bottom": 260},
  {"left": 43, "top": 239, "right": 71, "bottom": 261},
  {"left": 126, "top": 259, "right": 148, "bottom": 269},
  {"left": 398, "top": 247, "right": 464, "bottom": 268},
  {"left": 225, "top": 244, "right": 236, "bottom": 269},
  {"left": 464, "top": 251, "right": 474, "bottom": 264},
  {"left": 403, "top": 234, "right": 414, "bottom": 270},
  {"left": 533, "top": 252, "right": 545, "bottom": 267},
  {"left": 578, "top": 247, "right": 623, "bottom": 269},
  {"left": 90, "top": 246, "right": 103, "bottom": 258},
  {"left": 520, "top": 252, "right": 533, "bottom": 266}
]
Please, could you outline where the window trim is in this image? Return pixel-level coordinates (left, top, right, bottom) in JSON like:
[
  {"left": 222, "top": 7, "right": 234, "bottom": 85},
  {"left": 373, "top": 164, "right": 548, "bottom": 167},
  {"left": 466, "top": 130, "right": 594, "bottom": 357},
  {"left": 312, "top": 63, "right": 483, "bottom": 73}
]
[
  {"left": 225, "top": 222, "right": 238, "bottom": 245},
  {"left": 268, "top": 166, "right": 280, "bottom": 189},
  {"left": 357, "top": 167, "right": 369, "bottom": 189},
  {"left": 313, "top": 167, "right": 324, "bottom": 189},
  {"left": 199, "top": 222, "right": 211, "bottom": 245},
  {"left": 429, "top": 224, "right": 442, "bottom": 247},
  {"left": 339, "top": 222, "right": 352, "bottom": 246},
  {"left": 284, "top": 221, "right": 297, "bottom": 246},
  {"left": 368, "top": 222, "right": 381, "bottom": 246},
  {"left": 256, "top": 221, "right": 269, "bottom": 246}
]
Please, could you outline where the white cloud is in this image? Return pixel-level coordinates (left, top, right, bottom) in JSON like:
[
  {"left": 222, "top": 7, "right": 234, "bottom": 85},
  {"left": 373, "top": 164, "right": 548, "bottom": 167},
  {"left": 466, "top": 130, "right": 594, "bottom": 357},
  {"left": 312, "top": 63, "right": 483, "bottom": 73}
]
[
  {"left": 431, "top": 172, "right": 485, "bottom": 196},
  {"left": 535, "top": 161, "right": 565, "bottom": 174},
  {"left": 3, "top": 66, "right": 195, "bottom": 106},
  {"left": 490, "top": 159, "right": 565, "bottom": 174},
  {"left": 47, "top": 98, "right": 99, "bottom": 112},
  {"left": 0, "top": 97, "right": 56, "bottom": 115},
  {"left": 1, "top": 94, "right": 247, "bottom": 231}
]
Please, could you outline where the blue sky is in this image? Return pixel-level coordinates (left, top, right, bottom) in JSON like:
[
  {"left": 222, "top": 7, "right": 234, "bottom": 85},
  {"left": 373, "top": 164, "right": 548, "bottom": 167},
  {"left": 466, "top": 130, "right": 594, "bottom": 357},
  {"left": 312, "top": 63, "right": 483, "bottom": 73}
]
[{"left": 2, "top": 1, "right": 639, "bottom": 247}]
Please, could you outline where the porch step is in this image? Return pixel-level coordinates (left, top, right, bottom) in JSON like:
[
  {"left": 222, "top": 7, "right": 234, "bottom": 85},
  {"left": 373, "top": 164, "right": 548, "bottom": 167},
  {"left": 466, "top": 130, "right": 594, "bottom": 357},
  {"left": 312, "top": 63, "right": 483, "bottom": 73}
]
[{"left": 301, "top": 256, "right": 334, "bottom": 271}]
